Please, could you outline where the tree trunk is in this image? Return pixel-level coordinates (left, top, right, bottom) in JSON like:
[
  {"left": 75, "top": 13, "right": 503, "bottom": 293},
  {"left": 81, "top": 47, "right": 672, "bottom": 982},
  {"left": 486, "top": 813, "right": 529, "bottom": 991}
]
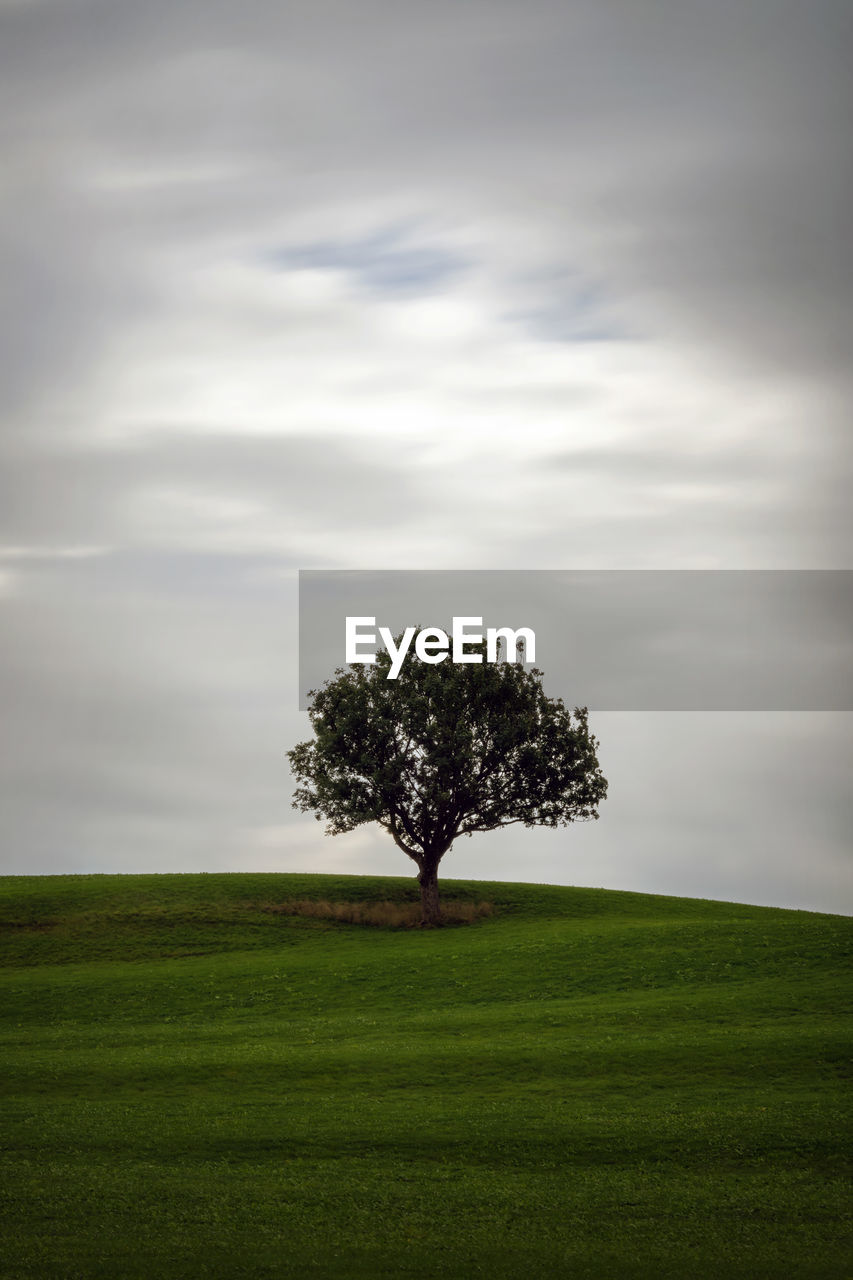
[{"left": 418, "top": 863, "right": 442, "bottom": 927}]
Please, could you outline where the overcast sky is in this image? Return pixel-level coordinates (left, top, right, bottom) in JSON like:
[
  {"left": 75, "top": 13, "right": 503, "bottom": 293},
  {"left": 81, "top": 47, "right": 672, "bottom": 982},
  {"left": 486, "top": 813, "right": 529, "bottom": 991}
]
[{"left": 1, "top": 0, "right": 851, "bottom": 913}]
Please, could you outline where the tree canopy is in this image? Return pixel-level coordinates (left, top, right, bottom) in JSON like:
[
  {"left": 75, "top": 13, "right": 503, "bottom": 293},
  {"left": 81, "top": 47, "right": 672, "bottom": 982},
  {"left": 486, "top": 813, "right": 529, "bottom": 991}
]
[{"left": 288, "top": 638, "right": 607, "bottom": 924}]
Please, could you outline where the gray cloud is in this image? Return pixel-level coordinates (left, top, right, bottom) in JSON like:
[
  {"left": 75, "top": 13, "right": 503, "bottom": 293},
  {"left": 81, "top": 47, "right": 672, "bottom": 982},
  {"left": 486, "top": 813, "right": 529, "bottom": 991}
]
[
  {"left": 0, "top": 0, "right": 850, "bottom": 909},
  {"left": 4, "top": 1, "right": 850, "bottom": 369},
  {"left": 0, "top": 434, "right": 433, "bottom": 562}
]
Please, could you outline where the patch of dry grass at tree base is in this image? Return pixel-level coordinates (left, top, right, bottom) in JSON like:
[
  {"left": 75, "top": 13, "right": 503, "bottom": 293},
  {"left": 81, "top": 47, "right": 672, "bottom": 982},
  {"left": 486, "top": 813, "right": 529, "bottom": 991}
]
[{"left": 261, "top": 898, "right": 495, "bottom": 927}]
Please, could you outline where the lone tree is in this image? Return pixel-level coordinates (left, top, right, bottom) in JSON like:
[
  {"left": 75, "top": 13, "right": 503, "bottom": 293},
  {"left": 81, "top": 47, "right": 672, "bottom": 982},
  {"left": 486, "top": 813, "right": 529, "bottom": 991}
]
[{"left": 288, "top": 638, "right": 607, "bottom": 926}]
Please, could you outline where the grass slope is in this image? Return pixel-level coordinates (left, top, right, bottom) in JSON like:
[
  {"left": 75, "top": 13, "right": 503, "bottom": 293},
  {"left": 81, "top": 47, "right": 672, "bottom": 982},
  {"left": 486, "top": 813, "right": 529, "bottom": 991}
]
[{"left": 0, "top": 872, "right": 850, "bottom": 1279}]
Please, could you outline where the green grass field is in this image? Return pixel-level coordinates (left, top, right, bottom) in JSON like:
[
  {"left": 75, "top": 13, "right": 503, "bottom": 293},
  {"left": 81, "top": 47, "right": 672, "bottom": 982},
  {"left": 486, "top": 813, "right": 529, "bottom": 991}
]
[{"left": 0, "top": 872, "right": 850, "bottom": 1279}]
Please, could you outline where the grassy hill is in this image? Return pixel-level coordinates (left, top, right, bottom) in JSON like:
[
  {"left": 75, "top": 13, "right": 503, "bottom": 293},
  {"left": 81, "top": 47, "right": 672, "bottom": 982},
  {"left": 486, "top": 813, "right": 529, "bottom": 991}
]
[{"left": 0, "top": 872, "right": 850, "bottom": 1279}]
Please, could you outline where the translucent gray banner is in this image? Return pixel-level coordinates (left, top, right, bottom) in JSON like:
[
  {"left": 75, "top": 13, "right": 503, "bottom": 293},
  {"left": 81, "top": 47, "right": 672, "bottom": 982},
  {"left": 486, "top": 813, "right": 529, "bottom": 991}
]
[{"left": 298, "top": 571, "right": 853, "bottom": 710}]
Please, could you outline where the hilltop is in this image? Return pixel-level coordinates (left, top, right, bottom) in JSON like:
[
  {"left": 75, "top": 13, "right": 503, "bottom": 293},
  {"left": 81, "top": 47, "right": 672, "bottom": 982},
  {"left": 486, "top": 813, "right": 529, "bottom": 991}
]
[{"left": 0, "top": 873, "right": 850, "bottom": 1279}]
